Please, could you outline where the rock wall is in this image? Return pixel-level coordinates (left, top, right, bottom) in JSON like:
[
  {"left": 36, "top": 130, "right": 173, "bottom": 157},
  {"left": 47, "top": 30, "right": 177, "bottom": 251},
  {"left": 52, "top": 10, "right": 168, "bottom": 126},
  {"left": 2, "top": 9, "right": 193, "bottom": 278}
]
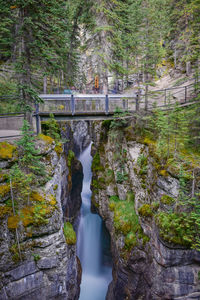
[
  {"left": 91, "top": 120, "right": 200, "bottom": 300},
  {"left": 0, "top": 133, "right": 82, "bottom": 299}
]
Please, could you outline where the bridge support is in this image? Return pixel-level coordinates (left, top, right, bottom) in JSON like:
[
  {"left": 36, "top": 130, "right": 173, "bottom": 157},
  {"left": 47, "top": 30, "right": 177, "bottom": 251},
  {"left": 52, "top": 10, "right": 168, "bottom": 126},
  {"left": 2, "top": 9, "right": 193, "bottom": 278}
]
[
  {"left": 105, "top": 95, "right": 109, "bottom": 115},
  {"left": 71, "top": 94, "right": 75, "bottom": 115}
]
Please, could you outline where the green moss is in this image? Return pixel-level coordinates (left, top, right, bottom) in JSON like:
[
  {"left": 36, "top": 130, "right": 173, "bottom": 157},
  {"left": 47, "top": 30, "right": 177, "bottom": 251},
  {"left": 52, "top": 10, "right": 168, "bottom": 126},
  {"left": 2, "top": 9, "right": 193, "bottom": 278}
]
[
  {"left": 63, "top": 222, "right": 76, "bottom": 245},
  {"left": 109, "top": 192, "right": 143, "bottom": 251},
  {"left": 30, "top": 191, "right": 44, "bottom": 202},
  {"left": 55, "top": 144, "right": 63, "bottom": 155},
  {"left": 20, "top": 204, "right": 49, "bottom": 227},
  {"left": 106, "top": 169, "right": 115, "bottom": 184},
  {"left": 0, "top": 184, "right": 10, "bottom": 197},
  {"left": 91, "top": 193, "right": 99, "bottom": 208},
  {"left": 138, "top": 204, "right": 153, "bottom": 217},
  {"left": 159, "top": 169, "right": 168, "bottom": 177},
  {"left": 38, "top": 134, "right": 54, "bottom": 144},
  {"left": 0, "top": 142, "right": 16, "bottom": 160},
  {"left": 10, "top": 244, "right": 21, "bottom": 263},
  {"left": 160, "top": 194, "right": 175, "bottom": 205},
  {"left": 0, "top": 205, "right": 12, "bottom": 218},
  {"left": 7, "top": 215, "right": 20, "bottom": 229},
  {"left": 32, "top": 253, "right": 41, "bottom": 262},
  {"left": 0, "top": 173, "right": 9, "bottom": 183},
  {"left": 137, "top": 153, "right": 148, "bottom": 175},
  {"left": 67, "top": 150, "right": 75, "bottom": 168},
  {"left": 53, "top": 184, "right": 58, "bottom": 191},
  {"left": 124, "top": 231, "right": 137, "bottom": 250},
  {"left": 126, "top": 191, "right": 135, "bottom": 202},
  {"left": 198, "top": 271, "right": 200, "bottom": 281},
  {"left": 49, "top": 194, "right": 57, "bottom": 206},
  {"left": 92, "top": 152, "right": 103, "bottom": 172},
  {"left": 152, "top": 202, "right": 160, "bottom": 211},
  {"left": 91, "top": 178, "right": 105, "bottom": 190}
]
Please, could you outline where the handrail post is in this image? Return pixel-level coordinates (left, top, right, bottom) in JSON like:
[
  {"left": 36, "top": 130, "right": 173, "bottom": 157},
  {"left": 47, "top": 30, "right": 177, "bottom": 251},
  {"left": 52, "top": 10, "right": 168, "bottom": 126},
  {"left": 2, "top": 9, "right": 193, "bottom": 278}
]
[
  {"left": 185, "top": 86, "right": 187, "bottom": 103},
  {"left": 105, "top": 95, "right": 109, "bottom": 115},
  {"left": 71, "top": 94, "right": 75, "bottom": 115},
  {"left": 164, "top": 89, "right": 167, "bottom": 106}
]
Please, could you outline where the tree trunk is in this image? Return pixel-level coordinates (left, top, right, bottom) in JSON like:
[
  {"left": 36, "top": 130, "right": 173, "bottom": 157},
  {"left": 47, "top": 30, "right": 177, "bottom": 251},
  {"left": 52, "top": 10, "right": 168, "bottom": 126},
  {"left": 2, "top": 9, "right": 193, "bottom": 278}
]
[{"left": 43, "top": 76, "right": 47, "bottom": 94}]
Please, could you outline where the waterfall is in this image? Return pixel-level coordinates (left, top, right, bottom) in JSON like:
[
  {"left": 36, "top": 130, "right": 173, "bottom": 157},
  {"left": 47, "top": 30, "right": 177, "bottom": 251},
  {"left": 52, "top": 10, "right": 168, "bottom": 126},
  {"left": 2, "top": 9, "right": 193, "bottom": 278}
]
[{"left": 77, "top": 143, "right": 112, "bottom": 300}]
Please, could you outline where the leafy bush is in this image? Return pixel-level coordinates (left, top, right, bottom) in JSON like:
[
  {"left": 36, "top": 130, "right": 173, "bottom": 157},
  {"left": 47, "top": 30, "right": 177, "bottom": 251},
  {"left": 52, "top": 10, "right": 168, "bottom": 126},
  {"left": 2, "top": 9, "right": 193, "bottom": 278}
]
[
  {"left": 41, "top": 113, "right": 61, "bottom": 142},
  {"left": 116, "top": 171, "right": 128, "bottom": 183},
  {"left": 156, "top": 212, "right": 197, "bottom": 247}
]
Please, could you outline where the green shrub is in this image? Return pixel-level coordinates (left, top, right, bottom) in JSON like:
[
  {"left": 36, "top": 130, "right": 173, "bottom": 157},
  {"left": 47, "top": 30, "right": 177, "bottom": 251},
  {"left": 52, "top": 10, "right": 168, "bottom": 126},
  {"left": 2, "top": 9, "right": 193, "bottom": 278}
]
[
  {"left": 41, "top": 113, "right": 61, "bottom": 142},
  {"left": 102, "top": 119, "right": 112, "bottom": 131},
  {"left": 32, "top": 253, "right": 41, "bottom": 262},
  {"left": 156, "top": 212, "right": 196, "bottom": 247},
  {"left": 116, "top": 171, "right": 128, "bottom": 183}
]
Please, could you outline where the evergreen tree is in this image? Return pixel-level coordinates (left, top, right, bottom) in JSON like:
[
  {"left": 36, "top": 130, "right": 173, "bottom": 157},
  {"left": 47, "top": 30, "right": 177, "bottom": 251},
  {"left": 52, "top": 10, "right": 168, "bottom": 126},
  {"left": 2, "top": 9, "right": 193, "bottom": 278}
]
[{"left": 17, "top": 120, "right": 45, "bottom": 176}]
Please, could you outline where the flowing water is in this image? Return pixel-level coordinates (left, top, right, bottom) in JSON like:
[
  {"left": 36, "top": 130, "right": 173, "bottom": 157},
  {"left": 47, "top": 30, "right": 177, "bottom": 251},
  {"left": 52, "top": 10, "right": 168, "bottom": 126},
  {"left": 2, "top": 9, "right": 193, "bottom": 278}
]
[{"left": 77, "top": 143, "right": 112, "bottom": 300}]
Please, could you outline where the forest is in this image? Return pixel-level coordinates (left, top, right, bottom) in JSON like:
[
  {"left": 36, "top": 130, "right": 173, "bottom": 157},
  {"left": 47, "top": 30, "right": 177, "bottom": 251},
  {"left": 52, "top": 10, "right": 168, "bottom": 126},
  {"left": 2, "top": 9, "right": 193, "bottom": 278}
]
[{"left": 0, "top": 0, "right": 200, "bottom": 99}]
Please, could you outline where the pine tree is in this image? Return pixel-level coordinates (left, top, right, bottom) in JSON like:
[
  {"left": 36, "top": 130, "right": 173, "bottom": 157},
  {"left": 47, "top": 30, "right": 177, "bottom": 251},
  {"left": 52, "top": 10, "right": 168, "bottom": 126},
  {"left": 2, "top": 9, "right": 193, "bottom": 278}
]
[{"left": 17, "top": 120, "right": 45, "bottom": 176}]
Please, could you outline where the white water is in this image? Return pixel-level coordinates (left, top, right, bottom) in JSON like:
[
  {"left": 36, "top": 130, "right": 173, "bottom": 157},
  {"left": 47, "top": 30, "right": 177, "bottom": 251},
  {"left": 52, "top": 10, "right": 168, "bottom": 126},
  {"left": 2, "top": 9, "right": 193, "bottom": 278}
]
[{"left": 77, "top": 143, "right": 112, "bottom": 300}]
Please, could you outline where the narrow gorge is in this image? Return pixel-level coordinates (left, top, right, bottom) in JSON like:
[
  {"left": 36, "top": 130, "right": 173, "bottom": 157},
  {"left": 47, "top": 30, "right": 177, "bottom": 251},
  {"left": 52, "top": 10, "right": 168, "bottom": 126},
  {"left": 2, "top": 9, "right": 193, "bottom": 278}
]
[{"left": 0, "top": 118, "right": 200, "bottom": 299}]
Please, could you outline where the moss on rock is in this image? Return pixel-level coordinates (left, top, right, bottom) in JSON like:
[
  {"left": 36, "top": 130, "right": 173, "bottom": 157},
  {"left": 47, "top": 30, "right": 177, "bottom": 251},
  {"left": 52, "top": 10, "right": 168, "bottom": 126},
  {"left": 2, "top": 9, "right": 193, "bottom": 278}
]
[
  {"left": 0, "top": 205, "right": 12, "bottom": 218},
  {"left": 138, "top": 204, "right": 153, "bottom": 217},
  {"left": 38, "top": 134, "right": 54, "bottom": 145},
  {"left": 7, "top": 215, "right": 20, "bottom": 229},
  {"left": 63, "top": 222, "right": 76, "bottom": 245},
  {"left": 0, "top": 184, "right": 10, "bottom": 198},
  {"left": 92, "top": 152, "right": 103, "bottom": 172},
  {"left": 0, "top": 142, "right": 16, "bottom": 160},
  {"left": 67, "top": 150, "right": 75, "bottom": 168},
  {"left": 160, "top": 194, "right": 175, "bottom": 205}
]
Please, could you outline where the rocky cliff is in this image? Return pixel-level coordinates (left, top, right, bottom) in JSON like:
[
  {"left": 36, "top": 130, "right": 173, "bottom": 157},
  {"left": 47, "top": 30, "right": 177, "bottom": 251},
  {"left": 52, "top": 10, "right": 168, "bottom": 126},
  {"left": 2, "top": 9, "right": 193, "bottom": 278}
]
[
  {"left": 91, "top": 119, "right": 200, "bottom": 300},
  {"left": 0, "top": 128, "right": 83, "bottom": 299}
]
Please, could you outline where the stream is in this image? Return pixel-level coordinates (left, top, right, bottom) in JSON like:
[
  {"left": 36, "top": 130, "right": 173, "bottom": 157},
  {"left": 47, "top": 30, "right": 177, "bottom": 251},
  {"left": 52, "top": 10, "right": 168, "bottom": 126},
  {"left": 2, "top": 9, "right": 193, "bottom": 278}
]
[{"left": 77, "top": 143, "right": 112, "bottom": 300}]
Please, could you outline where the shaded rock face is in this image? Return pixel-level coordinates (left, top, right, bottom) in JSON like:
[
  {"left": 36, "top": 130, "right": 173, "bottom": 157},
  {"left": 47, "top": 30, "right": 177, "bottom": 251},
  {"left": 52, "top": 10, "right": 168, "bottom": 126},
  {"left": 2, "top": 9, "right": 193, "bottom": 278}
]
[
  {"left": 68, "top": 121, "right": 91, "bottom": 156},
  {"left": 65, "top": 158, "right": 83, "bottom": 220},
  {"left": 91, "top": 121, "right": 200, "bottom": 300},
  {"left": 0, "top": 138, "right": 81, "bottom": 300},
  {"left": 60, "top": 121, "right": 89, "bottom": 218}
]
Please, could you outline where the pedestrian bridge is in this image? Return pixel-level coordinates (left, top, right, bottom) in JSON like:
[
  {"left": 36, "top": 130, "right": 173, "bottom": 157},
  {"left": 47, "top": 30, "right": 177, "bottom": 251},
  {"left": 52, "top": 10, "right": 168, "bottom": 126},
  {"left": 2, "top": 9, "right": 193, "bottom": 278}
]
[{"left": 0, "top": 82, "right": 198, "bottom": 139}]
